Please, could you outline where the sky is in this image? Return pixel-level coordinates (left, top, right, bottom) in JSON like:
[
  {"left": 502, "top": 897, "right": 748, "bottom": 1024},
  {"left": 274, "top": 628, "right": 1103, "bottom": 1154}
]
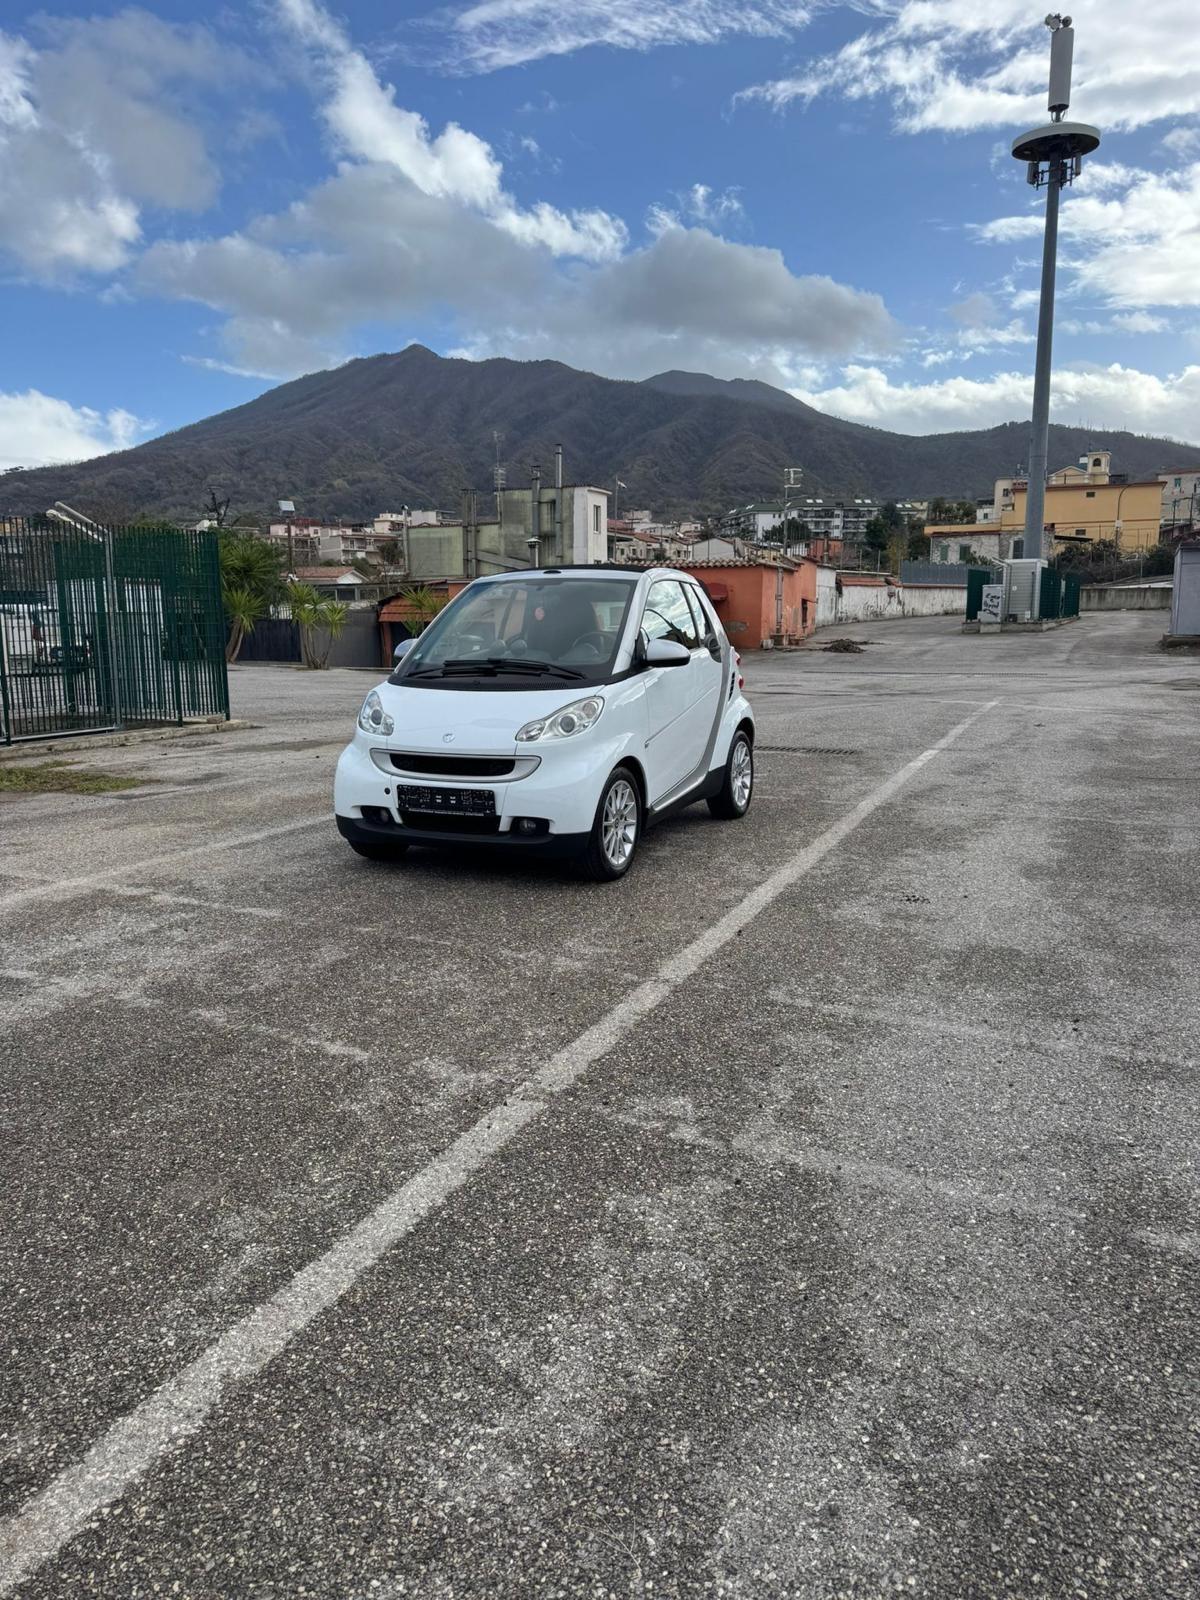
[{"left": 2, "top": 0, "right": 1200, "bottom": 472}]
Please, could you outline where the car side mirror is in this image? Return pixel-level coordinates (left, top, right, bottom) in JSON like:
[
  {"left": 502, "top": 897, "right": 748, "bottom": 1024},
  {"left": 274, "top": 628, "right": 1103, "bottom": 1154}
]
[
  {"left": 644, "top": 637, "right": 691, "bottom": 668},
  {"left": 392, "top": 638, "right": 415, "bottom": 664}
]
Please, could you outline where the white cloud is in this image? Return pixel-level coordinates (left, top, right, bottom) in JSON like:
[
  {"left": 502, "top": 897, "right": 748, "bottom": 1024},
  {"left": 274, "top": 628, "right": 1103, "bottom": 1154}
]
[
  {"left": 1161, "top": 125, "right": 1200, "bottom": 158},
  {"left": 790, "top": 360, "right": 1200, "bottom": 439},
  {"left": 650, "top": 182, "right": 745, "bottom": 233},
  {"left": 0, "top": 389, "right": 148, "bottom": 470},
  {"left": 441, "top": 1, "right": 812, "bottom": 74},
  {"left": 738, "top": 2, "right": 1200, "bottom": 136},
  {"left": 0, "top": 12, "right": 251, "bottom": 279},
  {"left": 277, "top": 0, "right": 625, "bottom": 261}
]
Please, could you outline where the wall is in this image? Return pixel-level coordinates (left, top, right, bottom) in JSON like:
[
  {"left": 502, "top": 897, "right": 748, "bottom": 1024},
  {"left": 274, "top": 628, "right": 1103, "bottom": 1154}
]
[
  {"left": 688, "top": 563, "right": 817, "bottom": 649},
  {"left": 815, "top": 578, "right": 967, "bottom": 629},
  {"left": 816, "top": 566, "right": 838, "bottom": 629},
  {"left": 1081, "top": 583, "right": 1172, "bottom": 611}
]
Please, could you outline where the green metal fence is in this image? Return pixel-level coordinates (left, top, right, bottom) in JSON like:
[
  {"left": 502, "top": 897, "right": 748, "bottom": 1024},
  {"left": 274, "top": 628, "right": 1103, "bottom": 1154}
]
[{"left": 0, "top": 517, "right": 229, "bottom": 744}]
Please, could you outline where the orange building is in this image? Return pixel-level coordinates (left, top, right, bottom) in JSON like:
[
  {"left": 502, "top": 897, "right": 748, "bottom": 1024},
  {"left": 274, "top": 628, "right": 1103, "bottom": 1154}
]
[{"left": 682, "top": 558, "right": 819, "bottom": 649}]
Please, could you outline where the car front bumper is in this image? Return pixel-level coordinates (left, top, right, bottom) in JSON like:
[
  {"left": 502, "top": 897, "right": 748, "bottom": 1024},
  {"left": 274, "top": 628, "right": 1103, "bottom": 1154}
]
[{"left": 333, "top": 733, "right": 622, "bottom": 850}]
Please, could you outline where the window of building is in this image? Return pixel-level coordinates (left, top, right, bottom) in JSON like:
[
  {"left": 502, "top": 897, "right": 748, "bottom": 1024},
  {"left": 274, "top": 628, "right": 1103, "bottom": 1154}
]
[
  {"left": 1086, "top": 490, "right": 1095, "bottom": 498},
  {"left": 592, "top": 503, "right": 601, "bottom": 534},
  {"left": 958, "top": 543, "right": 973, "bottom": 562},
  {"left": 1092, "top": 457, "right": 1102, "bottom": 468},
  {"left": 642, "top": 580, "right": 699, "bottom": 649},
  {"left": 1075, "top": 528, "right": 1086, "bottom": 537}
]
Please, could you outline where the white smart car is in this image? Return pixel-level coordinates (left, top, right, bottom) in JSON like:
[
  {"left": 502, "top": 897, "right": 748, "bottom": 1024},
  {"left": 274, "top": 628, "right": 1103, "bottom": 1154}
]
[{"left": 334, "top": 565, "right": 754, "bottom": 880}]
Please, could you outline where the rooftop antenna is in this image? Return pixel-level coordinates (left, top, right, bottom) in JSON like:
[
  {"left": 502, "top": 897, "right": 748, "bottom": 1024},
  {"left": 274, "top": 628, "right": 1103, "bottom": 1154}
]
[
  {"left": 1010, "top": 14, "right": 1100, "bottom": 560},
  {"left": 492, "top": 430, "right": 505, "bottom": 517}
]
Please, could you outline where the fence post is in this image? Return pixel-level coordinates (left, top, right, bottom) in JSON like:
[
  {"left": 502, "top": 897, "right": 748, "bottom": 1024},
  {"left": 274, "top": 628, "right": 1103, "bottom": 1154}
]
[{"left": 101, "top": 526, "right": 124, "bottom": 730}]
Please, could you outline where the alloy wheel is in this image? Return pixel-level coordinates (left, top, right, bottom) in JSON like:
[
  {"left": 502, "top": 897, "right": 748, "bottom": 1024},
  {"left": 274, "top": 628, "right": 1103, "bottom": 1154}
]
[
  {"left": 601, "top": 778, "right": 638, "bottom": 868},
  {"left": 731, "top": 739, "right": 753, "bottom": 810}
]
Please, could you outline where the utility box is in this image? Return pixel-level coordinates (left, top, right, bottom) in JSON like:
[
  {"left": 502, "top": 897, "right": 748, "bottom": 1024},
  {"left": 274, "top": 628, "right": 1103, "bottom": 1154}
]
[
  {"left": 1003, "top": 558, "right": 1046, "bottom": 623},
  {"left": 1169, "top": 541, "right": 1200, "bottom": 637}
]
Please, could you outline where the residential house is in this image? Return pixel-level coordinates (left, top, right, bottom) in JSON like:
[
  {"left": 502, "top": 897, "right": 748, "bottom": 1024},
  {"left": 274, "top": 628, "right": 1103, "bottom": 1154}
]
[{"left": 926, "top": 526, "right": 1010, "bottom": 565}]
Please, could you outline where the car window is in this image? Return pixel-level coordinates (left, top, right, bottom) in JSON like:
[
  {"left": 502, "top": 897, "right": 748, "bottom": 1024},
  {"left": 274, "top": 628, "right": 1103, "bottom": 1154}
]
[
  {"left": 682, "top": 583, "right": 714, "bottom": 643},
  {"left": 396, "top": 577, "right": 637, "bottom": 689},
  {"left": 641, "top": 580, "right": 699, "bottom": 649}
]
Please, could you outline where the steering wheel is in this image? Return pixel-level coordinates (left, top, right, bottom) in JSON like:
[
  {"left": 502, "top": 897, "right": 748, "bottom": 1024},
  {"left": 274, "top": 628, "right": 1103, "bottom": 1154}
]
[{"left": 570, "top": 631, "right": 609, "bottom": 657}]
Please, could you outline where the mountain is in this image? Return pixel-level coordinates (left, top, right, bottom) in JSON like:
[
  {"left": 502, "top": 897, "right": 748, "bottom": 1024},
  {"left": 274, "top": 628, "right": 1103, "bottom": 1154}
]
[{"left": 4, "top": 345, "right": 1196, "bottom": 523}]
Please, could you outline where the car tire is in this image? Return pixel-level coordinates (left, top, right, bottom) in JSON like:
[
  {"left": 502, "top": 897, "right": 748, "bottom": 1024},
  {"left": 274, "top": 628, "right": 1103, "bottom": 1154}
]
[
  {"left": 582, "top": 765, "right": 642, "bottom": 881},
  {"left": 348, "top": 839, "right": 410, "bottom": 862},
  {"left": 707, "top": 731, "right": 754, "bottom": 820}
]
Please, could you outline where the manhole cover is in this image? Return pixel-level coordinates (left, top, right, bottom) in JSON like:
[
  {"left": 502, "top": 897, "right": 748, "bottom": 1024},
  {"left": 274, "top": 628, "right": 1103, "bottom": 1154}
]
[{"left": 757, "top": 745, "right": 860, "bottom": 755}]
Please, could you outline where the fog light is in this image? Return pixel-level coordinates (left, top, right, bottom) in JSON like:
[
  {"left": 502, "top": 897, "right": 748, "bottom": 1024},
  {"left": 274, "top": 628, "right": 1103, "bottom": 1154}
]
[{"left": 517, "top": 817, "right": 539, "bottom": 834}]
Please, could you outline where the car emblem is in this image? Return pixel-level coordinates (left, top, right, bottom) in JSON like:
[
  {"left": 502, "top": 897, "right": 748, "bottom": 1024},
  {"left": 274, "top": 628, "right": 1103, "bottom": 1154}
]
[{"left": 442, "top": 732, "right": 455, "bottom": 743}]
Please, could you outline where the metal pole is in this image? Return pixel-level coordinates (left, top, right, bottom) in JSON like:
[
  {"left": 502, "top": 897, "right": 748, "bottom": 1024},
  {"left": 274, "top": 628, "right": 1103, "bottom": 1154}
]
[{"left": 1023, "top": 163, "right": 1062, "bottom": 563}]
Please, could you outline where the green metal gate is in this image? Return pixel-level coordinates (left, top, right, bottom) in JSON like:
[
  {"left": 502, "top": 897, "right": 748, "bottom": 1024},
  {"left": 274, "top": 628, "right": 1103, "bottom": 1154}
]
[{"left": 0, "top": 517, "right": 229, "bottom": 744}]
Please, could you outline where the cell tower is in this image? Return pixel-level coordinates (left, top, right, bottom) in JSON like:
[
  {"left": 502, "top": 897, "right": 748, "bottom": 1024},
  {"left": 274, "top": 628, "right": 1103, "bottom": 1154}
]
[{"left": 1010, "top": 15, "right": 1100, "bottom": 561}]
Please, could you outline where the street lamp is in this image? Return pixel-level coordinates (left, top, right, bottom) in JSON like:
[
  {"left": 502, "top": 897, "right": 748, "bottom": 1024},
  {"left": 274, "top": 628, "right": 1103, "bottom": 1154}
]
[
  {"left": 782, "top": 466, "right": 803, "bottom": 557},
  {"left": 1011, "top": 17, "right": 1100, "bottom": 562},
  {"left": 278, "top": 499, "right": 296, "bottom": 573}
]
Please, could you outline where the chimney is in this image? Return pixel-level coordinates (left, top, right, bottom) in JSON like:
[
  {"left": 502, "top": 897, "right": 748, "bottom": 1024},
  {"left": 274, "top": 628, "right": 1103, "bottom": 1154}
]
[{"left": 555, "top": 444, "right": 563, "bottom": 489}]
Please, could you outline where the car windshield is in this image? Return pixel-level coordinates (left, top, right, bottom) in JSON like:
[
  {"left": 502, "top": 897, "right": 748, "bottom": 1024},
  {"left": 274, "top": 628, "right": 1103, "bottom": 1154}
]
[{"left": 394, "top": 577, "right": 638, "bottom": 690}]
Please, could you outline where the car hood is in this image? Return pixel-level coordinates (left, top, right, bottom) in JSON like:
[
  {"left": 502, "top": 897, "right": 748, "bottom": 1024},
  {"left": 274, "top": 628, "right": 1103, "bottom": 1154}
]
[{"left": 371, "top": 680, "right": 594, "bottom": 754}]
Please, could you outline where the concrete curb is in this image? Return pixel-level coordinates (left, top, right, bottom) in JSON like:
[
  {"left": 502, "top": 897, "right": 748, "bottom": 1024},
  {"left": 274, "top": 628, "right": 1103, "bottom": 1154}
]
[{"left": 0, "top": 720, "right": 256, "bottom": 762}]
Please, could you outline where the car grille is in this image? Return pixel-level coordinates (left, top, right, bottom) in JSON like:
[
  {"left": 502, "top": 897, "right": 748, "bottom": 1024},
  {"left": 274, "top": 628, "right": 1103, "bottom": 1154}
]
[{"left": 389, "top": 752, "right": 516, "bottom": 778}]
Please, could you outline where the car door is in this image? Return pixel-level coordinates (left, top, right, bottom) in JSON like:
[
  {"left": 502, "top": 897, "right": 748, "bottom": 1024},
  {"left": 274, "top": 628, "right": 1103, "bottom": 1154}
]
[
  {"left": 681, "top": 580, "right": 727, "bottom": 762},
  {"left": 639, "top": 578, "right": 713, "bottom": 805}
]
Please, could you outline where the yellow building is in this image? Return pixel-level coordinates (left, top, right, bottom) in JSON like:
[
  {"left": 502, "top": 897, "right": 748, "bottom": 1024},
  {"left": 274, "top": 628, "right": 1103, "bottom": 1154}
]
[{"left": 999, "top": 451, "right": 1162, "bottom": 553}]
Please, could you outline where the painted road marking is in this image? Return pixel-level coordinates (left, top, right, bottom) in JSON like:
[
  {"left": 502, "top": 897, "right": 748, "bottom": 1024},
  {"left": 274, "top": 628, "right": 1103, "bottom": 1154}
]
[
  {"left": 0, "top": 704, "right": 996, "bottom": 1596},
  {"left": 0, "top": 816, "right": 328, "bottom": 913}
]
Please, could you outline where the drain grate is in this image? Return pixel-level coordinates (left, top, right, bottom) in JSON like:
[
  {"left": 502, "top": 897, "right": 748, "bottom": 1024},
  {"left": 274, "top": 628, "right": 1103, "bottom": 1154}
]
[{"left": 757, "top": 744, "right": 860, "bottom": 755}]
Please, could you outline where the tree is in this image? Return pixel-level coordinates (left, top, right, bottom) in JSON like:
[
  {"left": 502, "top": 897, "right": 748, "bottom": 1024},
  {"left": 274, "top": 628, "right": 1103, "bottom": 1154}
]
[
  {"left": 223, "top": 584, "right": 266, "bottom": 664},
  {"left": 289, "top": 581, "right": 349, "bottom": 669},
  {"left": 880, "top": 501, "right": 905, "bottom": 533},
  {"left": 862, "top": 515, "right": 889, "bottom": 553},
  {"left": 219, "top": 534, "right": 285, "bottom": 662},
  {"left": 204, "top": 489, "right": 231, "bottom": 528}
]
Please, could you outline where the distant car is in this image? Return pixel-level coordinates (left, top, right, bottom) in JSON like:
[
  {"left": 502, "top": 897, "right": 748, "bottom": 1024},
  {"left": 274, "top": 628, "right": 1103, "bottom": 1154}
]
[{"left": 334, "top": 565, "right": 754, "bottom": 880}]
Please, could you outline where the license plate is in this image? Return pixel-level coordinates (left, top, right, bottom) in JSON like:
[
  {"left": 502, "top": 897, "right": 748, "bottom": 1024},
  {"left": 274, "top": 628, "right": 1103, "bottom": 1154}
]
[{"left": 395, "top": 784, "right": 496, "bottom": 817}]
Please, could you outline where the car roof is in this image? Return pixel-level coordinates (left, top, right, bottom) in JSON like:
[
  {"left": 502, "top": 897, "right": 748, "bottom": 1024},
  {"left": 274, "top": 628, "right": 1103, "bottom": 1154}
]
[{"left": 475, "top": 566, "right": 694, "bottom": 585}]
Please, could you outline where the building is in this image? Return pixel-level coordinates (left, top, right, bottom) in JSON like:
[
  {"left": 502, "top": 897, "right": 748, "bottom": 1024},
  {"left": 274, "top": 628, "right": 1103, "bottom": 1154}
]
[
  {"left": 265, "top": 519, "right": 392, "bottom": 566},
  {"left": 686, "top": 558, "right": 819, "bottom": 649},
  {"left": 926, "top": 526, "right": 1011, "bottom": 565},
  {"left": 1160, "top": 471, "right": 1200, "bottom": 532},
  {"left": 372, "top": 509, "right": 441, "bottom": 532},
  {"left": 1001, "top": 453, "right": 1162, "bottom": 553},
  {"left": 726, "top": 496, "right": 881, "bottom": 549},
  {"left": 289, "top": 566, "right": 381, "bottom": 601},
  {"left": 397, "top": 481, "right": 610, "bottom": 583},
  {"left": 609, "top": 523, "right": 700, "bottom": 564}
]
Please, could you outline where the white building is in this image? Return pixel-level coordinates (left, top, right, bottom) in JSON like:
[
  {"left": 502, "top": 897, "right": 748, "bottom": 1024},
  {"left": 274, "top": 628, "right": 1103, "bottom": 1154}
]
[
  {"left": 373, "top": 509, "right": 441, "bottom": 532},
  {"left": 1160, "top": 470, "right": 1200, "bottom": 529}
]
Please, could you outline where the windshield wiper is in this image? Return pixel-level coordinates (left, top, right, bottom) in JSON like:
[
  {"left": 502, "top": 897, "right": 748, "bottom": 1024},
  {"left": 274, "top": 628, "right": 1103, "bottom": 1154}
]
[{"left": 409, "top": 657, "right": 586, "bottom": 680}]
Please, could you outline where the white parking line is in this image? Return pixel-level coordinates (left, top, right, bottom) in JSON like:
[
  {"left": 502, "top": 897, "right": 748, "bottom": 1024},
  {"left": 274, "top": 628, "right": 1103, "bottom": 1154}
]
[
  {"left": 0, "top": 816, "right": 327, "bottom": 913},
  {"left": 0, "top": 702, "right": 996, "bottom": 1596}
]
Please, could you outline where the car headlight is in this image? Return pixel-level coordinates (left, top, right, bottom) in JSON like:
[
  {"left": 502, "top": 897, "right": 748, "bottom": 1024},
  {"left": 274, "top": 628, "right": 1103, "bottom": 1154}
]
[
  {"left": 516, "top": 695, "right": 604, "bottom": 742},
  {"left": 358, "top": 689, "right": 394, "bottom": 737}
]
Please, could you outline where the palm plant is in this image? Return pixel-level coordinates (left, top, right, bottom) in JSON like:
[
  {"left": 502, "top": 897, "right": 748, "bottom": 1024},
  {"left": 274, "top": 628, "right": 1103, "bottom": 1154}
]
[
  {"left": 289, "top": 582, "right": 349, "bottom": 669},
  {"left": 223, "top": 584, "right": 266, "bottom": 663},
  {"left": 219, "top": 535, "right": 285, "bottom": 662},
  {"left": 400, "top": 584, "right": 448, "bottom": 632}
]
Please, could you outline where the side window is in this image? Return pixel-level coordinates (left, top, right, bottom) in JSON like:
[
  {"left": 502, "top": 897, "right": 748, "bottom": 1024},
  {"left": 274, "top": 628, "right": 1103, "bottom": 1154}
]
[
  {"left": 683, "top": 583, "right": 715, "bottom": 643},
  {"left": 642, "top": 580, "right": 700, "bottom": 649}
]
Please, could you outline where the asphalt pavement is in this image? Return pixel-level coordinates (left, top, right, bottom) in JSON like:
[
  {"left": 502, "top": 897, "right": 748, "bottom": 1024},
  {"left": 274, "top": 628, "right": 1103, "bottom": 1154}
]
[{"left": 1, "top": 614, "right": 1197, "bottom": 1598}]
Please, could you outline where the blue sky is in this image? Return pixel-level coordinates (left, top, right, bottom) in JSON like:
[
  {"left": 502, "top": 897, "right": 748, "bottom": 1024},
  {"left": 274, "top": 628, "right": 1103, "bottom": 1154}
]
[{"left": 2, "top": 0, "right": 1199, "bottom": 470}]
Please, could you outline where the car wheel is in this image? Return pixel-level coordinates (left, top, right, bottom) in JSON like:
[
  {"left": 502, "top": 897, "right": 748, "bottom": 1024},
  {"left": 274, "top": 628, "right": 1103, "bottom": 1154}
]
[
  {"left": 707, "top": 731, "right": 753, "bottom": 820},
  {"left": 348, "top": 839, "right": 410, "bottom": 862},
  {"left": 583, "top": 766, "right": 641, "bottom": 881}
]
